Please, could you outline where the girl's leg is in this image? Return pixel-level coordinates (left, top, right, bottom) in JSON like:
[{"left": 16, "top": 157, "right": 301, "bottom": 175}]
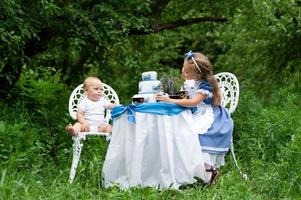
[{"left": 203, "top": 153, "right": 220, "bottom": 186}]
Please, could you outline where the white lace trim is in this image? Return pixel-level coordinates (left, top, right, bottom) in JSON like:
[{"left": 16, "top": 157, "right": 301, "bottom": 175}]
[
  {"left": 197, "top": 89, "right": 213, "bottom": 98},
  {"left": 202, "top": 146, "right": 229, "bottom": 152},
  {"left": 193, "top": 104, "right": 214, "bottom": 134}
]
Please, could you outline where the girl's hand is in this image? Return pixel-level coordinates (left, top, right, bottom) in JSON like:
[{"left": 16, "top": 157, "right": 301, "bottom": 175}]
[{"left": 155, "top": 94, "right": 170, "bottom": 102}]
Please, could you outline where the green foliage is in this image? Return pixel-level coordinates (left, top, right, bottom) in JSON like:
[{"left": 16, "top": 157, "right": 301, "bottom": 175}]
[
  {"left": 0, "top": 121, "right": 37, "bottom": 167},
  {"left": 0, "top": 0, "right": 41, "bottom": 90},
  {"left": 0, "top": 66, "right": 72, "bottom": 173},
  {"left": 16, "top": 67, "right": 64, "bottom": 105},
  {"left": 216, "top": 0, "right": 301, "bottom": 95}
]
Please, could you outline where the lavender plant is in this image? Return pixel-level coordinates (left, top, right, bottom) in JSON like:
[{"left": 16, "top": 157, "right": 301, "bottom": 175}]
[{"left": 160, "top": 73, "right": 182, "bottom": 95}]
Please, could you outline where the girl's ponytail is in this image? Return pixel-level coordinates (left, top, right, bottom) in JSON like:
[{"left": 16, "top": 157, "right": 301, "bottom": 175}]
[{"left": 207, "top": 74, "right": 221, "bottom": 106}]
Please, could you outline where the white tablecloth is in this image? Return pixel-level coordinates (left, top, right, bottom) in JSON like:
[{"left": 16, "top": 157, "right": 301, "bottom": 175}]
[{"left": 102, "top": 107, "right": 210, "bottom": 189}]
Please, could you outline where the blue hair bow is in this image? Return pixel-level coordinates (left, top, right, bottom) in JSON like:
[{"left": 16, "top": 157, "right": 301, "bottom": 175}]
[
  {"left": 184, "top": 50, "right": 195, "bottom": 59},
  {"left": 184, "top": 50, "right": 203, "bottom": 74}
]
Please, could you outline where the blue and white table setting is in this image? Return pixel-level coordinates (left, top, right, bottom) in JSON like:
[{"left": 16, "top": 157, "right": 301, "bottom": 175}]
[{"left": 102, "top": 102, "right": 210, "bottom": 189}]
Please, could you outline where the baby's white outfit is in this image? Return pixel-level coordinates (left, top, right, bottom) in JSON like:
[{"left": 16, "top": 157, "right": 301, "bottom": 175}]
[{"left": 78, "top": 96, "right": 110, "bottom": 132}]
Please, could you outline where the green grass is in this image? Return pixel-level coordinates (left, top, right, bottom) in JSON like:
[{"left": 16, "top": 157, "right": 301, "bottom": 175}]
[
  {"left": 0, "top": 144, "right": 299, "bottom": 200},
  {"left": 0, "top": 161, "right": 255, "bottom": 200}
]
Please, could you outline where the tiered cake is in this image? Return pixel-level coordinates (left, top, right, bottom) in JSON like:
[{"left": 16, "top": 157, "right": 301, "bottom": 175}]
[{"left": 133, "top": 71, "right": 161, "bottom": 103}]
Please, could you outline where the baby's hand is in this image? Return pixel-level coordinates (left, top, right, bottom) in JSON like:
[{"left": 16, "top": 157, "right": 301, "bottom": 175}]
[{"left": 81, "top": 121, "right": 90, "bottom": 132}]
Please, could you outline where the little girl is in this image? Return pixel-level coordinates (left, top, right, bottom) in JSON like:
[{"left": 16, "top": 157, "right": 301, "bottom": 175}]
[
  {"left": 156, "top": 51, "right": 233, "bottom": 185},
  {"left": 65, "top": 77, "right": 117, "bottom": 136}
]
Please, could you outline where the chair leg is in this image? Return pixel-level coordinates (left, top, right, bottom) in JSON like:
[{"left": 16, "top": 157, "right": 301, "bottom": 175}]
[
  {"left": 230, "top": 139, "right": 248, "bottom": 180},
  {"left": 69, "top": 135, "right": 86, "bottom": 183}
]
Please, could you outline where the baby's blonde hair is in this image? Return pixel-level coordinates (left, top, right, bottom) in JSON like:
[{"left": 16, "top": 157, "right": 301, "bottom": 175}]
[{"left": 83, "top": 77, "right": 102, "bottom": 90}]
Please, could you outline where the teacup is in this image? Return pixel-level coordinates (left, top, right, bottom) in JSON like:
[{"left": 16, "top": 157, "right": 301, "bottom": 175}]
[
  {"left": 133, "top": 97, "right": 144, "bottom": 103},
  {"left": 169, "top": 95, "right": 182, "bottom": 99}
]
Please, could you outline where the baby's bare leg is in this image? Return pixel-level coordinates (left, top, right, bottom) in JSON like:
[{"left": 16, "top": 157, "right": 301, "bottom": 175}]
[
  {"left": 65, "top": 122, "right": 82, "bottom": 136},
  {"left": 98, "top": 124, "right": 112, "bottom": 133}
]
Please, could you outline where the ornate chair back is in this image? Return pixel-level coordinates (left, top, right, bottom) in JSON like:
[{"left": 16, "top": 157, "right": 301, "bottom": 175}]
[{"left": 214, "top": 72, "right": 239, "bottom": 114}]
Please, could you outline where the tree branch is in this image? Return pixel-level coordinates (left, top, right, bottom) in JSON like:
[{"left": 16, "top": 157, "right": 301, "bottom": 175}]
[
  {"left": 129, "top": 16, "right": 228, "bottom": 35},
  {"left": 153, "top": 16, "right": 228, "bottom": 32}
]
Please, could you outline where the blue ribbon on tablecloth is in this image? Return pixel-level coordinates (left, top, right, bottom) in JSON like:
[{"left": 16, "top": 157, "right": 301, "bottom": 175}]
[{"left": 111, "top": 102, "right": 189, "bottom": 123}]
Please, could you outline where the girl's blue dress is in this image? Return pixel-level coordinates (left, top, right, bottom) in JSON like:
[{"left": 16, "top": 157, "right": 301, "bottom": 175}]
[{"left": 187, "top": 80, "right": 233, "bottom": 156}]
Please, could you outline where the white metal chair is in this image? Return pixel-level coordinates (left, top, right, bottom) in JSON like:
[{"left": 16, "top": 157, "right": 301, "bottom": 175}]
[
  {"left": 68, "top": 83, "right": 119, "bottom": 183},
  {"left": 214, "top": 72, "right": 248, "bottom": 180}
]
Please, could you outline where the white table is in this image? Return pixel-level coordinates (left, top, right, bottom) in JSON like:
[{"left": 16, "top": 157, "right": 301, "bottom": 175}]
[{"left": 102, "top": 103, "right": 210, "bottom": 189}]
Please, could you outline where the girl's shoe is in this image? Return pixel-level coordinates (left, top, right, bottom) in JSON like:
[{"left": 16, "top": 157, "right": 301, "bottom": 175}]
[{"left": 206, "top": 167, "right": 220, "bottom": 186}]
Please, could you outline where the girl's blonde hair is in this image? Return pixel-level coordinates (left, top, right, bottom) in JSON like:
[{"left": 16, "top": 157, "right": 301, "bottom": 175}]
[{"left": 184, "top": 52, "right": 221, "bottom": 106}]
